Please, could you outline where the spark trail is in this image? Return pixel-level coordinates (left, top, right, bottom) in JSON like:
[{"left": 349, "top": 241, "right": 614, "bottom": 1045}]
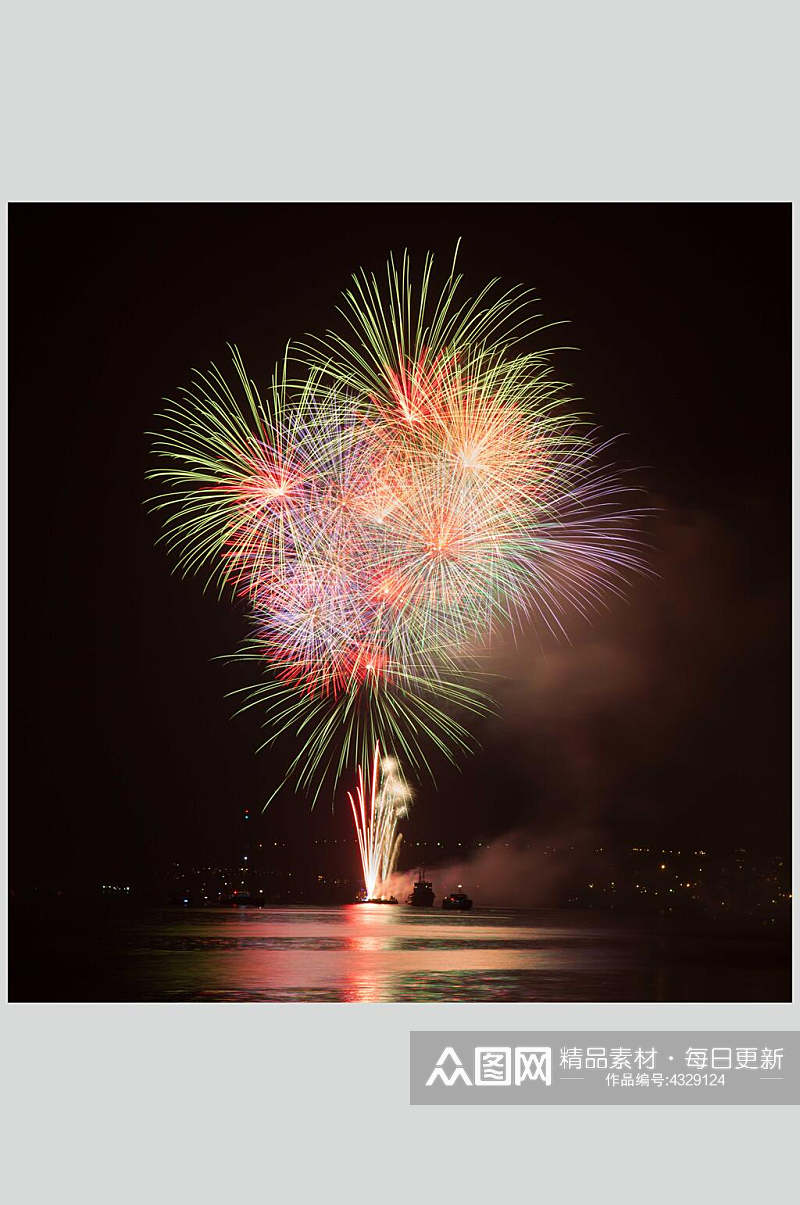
[{"left": 348, "top": 745, "right": 410, "bottom": 900}]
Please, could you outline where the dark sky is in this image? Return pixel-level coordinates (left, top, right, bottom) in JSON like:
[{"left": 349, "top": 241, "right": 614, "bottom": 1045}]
[{"left": 10, "top": 203, "right": 791, "bottom": 888}]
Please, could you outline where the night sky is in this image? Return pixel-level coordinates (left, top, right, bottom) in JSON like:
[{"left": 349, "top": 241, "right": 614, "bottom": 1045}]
[{"left": 10, "top": 203, "right": 791, "bottom": 891}]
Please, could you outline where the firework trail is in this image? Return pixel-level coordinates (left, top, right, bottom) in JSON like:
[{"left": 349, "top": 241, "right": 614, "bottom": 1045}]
[
  {"left": 348, "top": 745, "right": 410, "bottom": 900},
  {"left": 149, "top": 246, "right": 647, "bottom": 803}
]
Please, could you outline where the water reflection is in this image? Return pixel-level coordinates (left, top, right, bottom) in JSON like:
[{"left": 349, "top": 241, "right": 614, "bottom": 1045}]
[
  {"left": 118, "top": 904, "right": 660, "bottom": 1002},
  {"left": 13, "top": 900, "right": 788, "bottom": 1002}
]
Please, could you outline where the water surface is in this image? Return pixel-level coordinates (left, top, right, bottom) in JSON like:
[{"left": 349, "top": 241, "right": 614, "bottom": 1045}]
[{"left": 11, "top": 903, "right": 789, "bottom": 1002}]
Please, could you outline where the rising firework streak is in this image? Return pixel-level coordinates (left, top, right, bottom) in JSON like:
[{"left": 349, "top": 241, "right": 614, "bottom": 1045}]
[{"left": 348, "top": 744, "right": 409, "bottom": 902}]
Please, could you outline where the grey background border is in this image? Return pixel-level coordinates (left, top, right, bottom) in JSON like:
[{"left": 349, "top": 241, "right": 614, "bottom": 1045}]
[{"left": 1, "top": 2, "right": 798, "bottom": 1202}]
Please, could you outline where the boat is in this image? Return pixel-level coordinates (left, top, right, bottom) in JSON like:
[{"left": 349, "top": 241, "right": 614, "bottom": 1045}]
[
  {"left": 442, "top": 890, "right": 473, "bottom": 911},
  {"left": 355, "top": 894, "right": 399, "bottom": 905},
  {"left": 406, "top": 873, "right": 435, "bottom": 907}
]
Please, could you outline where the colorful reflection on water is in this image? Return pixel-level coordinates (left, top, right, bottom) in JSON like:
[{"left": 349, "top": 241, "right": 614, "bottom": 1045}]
[{"left": 81, "top": 904, "right": 787, "bottom": 1002}]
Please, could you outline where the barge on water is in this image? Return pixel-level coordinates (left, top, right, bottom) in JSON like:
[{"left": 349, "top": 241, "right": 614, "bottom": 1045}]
[{"left": 406, "top": 873, "right": 435, "bottom": 907}]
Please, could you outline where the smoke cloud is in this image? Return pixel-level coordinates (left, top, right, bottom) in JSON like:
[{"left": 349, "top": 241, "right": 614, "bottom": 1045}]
[{"left": 381, "top": 823, "right": 603, "bottom": 907}]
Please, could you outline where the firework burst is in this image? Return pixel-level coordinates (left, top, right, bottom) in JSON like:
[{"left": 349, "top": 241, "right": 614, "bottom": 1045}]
[{"left": 149, "top": 246, "right": 647, "bottom": 802}]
